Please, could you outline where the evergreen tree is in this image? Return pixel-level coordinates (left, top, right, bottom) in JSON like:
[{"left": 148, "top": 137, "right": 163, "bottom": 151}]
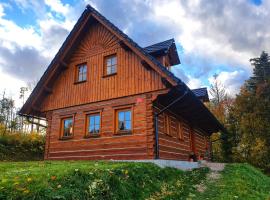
[{"left": 228, "top": 51, "right": 270, "bottom": 172}]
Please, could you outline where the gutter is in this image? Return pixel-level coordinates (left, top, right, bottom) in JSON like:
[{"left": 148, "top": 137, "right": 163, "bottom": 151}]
[{"left": 154, "top": 88, "right": 188, "bottom": 159}]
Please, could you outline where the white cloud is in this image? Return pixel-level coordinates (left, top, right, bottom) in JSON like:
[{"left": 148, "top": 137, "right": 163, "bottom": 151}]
[
  {"left": 187, "top": 76, "right": 204, "bottom": 89},
  {"left": 0, "top": 19, "right": 42, "bottom": 50},
  {"left": 208, "top": 70, "right": 248, "bottom": 96},
  {"left": 0, "top": 0, "right": 77, "bottom": 105},
  {"left": 44, "top": 0, "right": 70, "bottom": 16},
  {"left": 0, "top": 68, "right": 27, "bottom": 107},
  {"left": 151, "top": 0, "right": 263, "bottom": 71},
  {"left": 0, "top": 4, "right": 5, "bottom": 18}
]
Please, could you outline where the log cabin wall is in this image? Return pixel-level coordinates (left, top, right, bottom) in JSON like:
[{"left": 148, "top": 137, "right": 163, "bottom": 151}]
[
  {"left": 41, "top": 22, "right": 165, "bottom": 112},
  {"left": 193, "top": 128, "right": 211, "bottom": 160},
  {"left": 45, "top": 94, "right": 155, "bottom": 160},
  {"left": 154, "top": 104, "right": 211, "bottom": 160},
  {"left": 154, "top": 105, "right": 192, "bottom": 160}
]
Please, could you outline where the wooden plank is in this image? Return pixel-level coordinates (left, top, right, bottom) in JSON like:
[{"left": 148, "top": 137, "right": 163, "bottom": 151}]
[{"left": 40, "top": 21, "right": 165, "bottom": 112}]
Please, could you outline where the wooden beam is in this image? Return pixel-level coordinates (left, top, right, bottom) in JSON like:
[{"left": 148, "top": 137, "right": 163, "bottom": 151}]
[
  {"left": 43, "top": 86, "right": 53, "bottom": 94},
  {"left": 59, "top": 61, "right": 68, "bottom": 70},
  {"left": 141, "top": 60, "right": 152, "bottom": 71},
  {"left": 161, "top": 77, "right": 173, "bottom": 88},
  {"left": 119, "top": 41, "right": 131, "bottom": 51},
  {"left": 32, "top": 105, "right": 41, "bottom": 112}
]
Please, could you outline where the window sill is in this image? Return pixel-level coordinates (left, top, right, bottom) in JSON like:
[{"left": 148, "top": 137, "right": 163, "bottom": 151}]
[
  {"left": 102, "top": 73, "right": 117, "bottom": 78},
  {"left": 74, "top": 80, "right": 87, "bottom": 85},
  {"left": 59, "top": 136, "right": 73, "bottom": 140},
  {"left": 115, "top": 130, "right": 132, "bottom": 136},
  {"left": 84, "top": 134, "right": 100, "bottom": 139}
]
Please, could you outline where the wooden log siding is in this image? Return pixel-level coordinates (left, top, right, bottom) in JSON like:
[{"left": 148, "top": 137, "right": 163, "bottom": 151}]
[
  {"left": 154, "top": 106, "right": 193, "bottom": 161},
  {"left": 154, "top": 105, "right": 211, "bottom": 161},
  {"left": 193, "top": 128, "right": 210, "bottom": 160},
  {"left": 41, "top": 22, "right": 165, "bottom": 112},
  {"left": 46, "top": 94, "right": 152, "bottom": 160}
]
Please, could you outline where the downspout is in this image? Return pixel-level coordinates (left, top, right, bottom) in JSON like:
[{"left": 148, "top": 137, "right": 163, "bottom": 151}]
[{"left": 154, "top": 89, "right": 188, "bottom": 159}]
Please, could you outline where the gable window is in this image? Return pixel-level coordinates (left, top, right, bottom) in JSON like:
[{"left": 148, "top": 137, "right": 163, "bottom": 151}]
[
  {"left": 86, "top": 113, "right": 101, "bottom": 136},
  {"left": 104, "top": 54, "right": 117, "bottom": 76},
  {"left": 116, "top": 109, "right": 131, "bottom": 133},
  {"left": 76, "top": 63, "right": 87, "bottom": 82},
  {"left": 61, "top": 118, "right": 73, "bottom": 138}
]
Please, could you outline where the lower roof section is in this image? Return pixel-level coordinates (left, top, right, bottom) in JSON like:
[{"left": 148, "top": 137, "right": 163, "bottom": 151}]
[{"left": 154, "top": 84, "right": 224, "bottom": 135}]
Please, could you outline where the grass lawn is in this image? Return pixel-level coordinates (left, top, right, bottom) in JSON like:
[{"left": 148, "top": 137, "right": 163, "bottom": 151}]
[
  {"left": 0, "top": 161, "right": 269, "bottom": 200},
  {"left": 196, "top": 163, "right": 270, "bottom": 200}
]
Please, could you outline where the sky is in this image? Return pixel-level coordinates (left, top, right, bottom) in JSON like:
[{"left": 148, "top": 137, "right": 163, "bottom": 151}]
[{"left": 0, "top": 0, "right": 269, "bottom": 107}]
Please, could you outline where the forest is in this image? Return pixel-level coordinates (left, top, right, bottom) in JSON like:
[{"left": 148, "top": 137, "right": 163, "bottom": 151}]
[
  {"left": 209, "top": 51, "right": 270, "bottom": 173},
  {"left": 0, "top": 51, "right": 269, "bottom": 173}
]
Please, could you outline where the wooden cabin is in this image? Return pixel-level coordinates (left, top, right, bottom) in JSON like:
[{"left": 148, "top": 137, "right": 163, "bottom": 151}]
[{"left": 19, "top": 5, "right": 223, "bottom": 161}]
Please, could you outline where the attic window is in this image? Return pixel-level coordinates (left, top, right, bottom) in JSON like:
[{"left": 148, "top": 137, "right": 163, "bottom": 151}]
[
  {"left": 104, "top": 54, "right": 117, "bottom": 76},
  {"left": 76, "top": 63, "right": 87, "bottom": 82}
]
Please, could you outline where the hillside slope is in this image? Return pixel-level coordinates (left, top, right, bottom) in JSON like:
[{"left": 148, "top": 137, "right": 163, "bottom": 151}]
[
  {"left": 0, "top": 161, "right": 269, "bottom": 200},
  {"left": 196, "top": 163, "right": 270, "bottom": 200}
]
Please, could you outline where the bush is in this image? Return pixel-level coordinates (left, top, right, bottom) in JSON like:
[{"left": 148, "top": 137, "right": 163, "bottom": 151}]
[{"left": 0, "top": 131, "right": 45, "bottom": 161}]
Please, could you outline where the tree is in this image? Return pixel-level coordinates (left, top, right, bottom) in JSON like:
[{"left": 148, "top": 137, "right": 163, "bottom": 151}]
[
  {"left": 0, "top": 94, "right": 16, "bottom": 134},
  {"left": 210, "top": 73, "right": 227, "bottom": 107},
  {"left": 227, "top": 51, "right": 270, "bottom": 172},
  {"left": 247, "top": 51, "right": 270, "bottom": 93},
  {"left": 208, "top": 73, "right": 233, "bottom": 162},
  {"left": 19, "top": 87, "right": 28, "bottom": 132}
]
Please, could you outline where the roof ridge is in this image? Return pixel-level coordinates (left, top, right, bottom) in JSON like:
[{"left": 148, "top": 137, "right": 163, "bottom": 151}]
[
  {"left": 192, "top": 87, "right": 208, "bottom": 90},
  {"left": 143, "top": 38, "right": 175, "bottom": 48}
]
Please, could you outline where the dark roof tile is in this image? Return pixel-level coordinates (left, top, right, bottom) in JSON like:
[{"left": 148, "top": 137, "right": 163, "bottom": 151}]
[
  {"left": 143, "top": 39, "right": 174, "bottom": 54},
  {"left": 192, "top": 87, "right": 209, "bottom": 102}
]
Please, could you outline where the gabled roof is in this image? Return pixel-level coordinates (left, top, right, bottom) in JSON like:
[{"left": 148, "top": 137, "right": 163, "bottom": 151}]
[
  {"left": 192, "top": 87, "right": 209, "bottom": 102},
  {"left": 19, "top": 4, "right": 182, "bottom": 117},
  {"left": 144, "top": 39, "right": 180, "bottom": 66}
]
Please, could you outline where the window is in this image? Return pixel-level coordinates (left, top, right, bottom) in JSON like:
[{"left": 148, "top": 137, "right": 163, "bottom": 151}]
[
  {"left": 178, "top": 122, "right": 184, "bottom": 140},
  {"left": 104, "top": 54, "right": 117, "bottom": 75},
  {"left": 76, "top": 63, "right": 87, "bottom": 82},
  {"left": 86, "top": 114, "right": 100, "bottom": 135},
  {"left": 116, "top": 109, "right": 131, "bottom": 132},
  {"left": 62, "top": 118, "right": 73, "bottom": 137}
]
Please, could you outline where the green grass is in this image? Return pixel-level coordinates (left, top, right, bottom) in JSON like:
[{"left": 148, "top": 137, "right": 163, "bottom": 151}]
[
  {"left": 0, "top": 161, "right": 208, "bottom": 200},
  {"left": 196, "top": 163, "right": 270, "bottom": 200},
  {"left": 0, "top": 161, "right": 269, "bottom": 200}
]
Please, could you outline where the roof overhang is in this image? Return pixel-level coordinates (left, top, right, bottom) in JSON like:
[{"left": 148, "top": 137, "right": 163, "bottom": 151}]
[{"left": 155, "top": 84, "right": 225, "bottom": 135}]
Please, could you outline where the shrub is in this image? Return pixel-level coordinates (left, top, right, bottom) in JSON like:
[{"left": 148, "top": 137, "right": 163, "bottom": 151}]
[{"left": 0, "top": 131, "right": 45, "bottom": 161}]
